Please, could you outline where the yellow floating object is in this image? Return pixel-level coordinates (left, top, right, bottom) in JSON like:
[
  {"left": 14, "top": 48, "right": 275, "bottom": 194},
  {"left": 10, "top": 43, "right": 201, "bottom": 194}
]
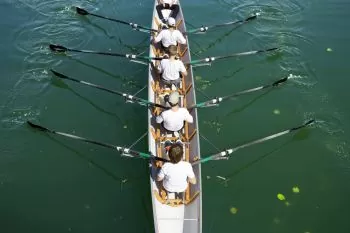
[
  {"left": 230, "top": 207, "right": 238, "bottom": 214},
  {"left": 326, "top": 48, "right": 333, "bottom": 52},
  {"left": 277, "top": 193, "right": 286, "bottom": 201},
  {"left": 292, "top": 186, "right": 300, "bottom": 193},
  {"left": 273, "top": 109, "right": 280, "bottom": 115}
]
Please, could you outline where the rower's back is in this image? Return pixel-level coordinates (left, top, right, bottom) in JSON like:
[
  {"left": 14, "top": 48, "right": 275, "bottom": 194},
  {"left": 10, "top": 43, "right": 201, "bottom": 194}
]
[
  {"left": 156, "top": 91, "right": 193, "bottom": 132},
  {"left": 157, "top": 144, "right": 196, "bottom": 193},
  {"left": 153, "top": 17, "right": 186, "bottom": 48}
]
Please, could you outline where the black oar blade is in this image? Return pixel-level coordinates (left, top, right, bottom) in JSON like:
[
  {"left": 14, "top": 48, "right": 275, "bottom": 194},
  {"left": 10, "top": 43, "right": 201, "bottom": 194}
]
[
  {"left": 273, "top": 77, "right": 288, "bottom": 86},
  {"left": 27, "top": 121, "right": 50, "bottom": 132},
  {"left": 49, "top": 44, "right": 67, "bottom": 53},
  {"left": 76, "top": 7, "right": 89, "bottom": 15},
  {"left": 305, "top": 119, "right": 315, "bottom": 126},
  {"left": 50, "top": 69, "right": 68, "bottom": 79},
  {"left": 292, "top": 119, "right": 315, "bottom": 131},
  {"left": 265, "top": 47, "right": 279, "bottom": 52},
  {"left": 246, "top": 15, "right": 257, "bottom": 22}
]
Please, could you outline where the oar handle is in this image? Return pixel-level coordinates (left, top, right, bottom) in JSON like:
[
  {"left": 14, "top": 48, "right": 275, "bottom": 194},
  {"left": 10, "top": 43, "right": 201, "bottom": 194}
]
[{"left": 75, "top": 7, "right": 157, "bottom": 33}]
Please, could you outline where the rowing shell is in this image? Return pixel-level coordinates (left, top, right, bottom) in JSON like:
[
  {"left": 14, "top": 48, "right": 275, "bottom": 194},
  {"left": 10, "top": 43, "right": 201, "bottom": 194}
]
[{"left": 148, "top": 1, "right": 202, "bottom": 233}]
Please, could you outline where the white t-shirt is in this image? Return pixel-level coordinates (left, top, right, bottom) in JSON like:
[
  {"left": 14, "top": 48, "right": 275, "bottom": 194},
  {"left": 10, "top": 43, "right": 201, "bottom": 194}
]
[
  {"left": 158, "top": 161, "right": 195, "bottom": 193},
  {"left": 156, "top": 108, "right": 193, "bottom": 132},
  {"left": 154, "top": 29, "right": 186, "bottom": 48},
  {"left": 158, "top": 59, "right": 186, "bottom": 81}
]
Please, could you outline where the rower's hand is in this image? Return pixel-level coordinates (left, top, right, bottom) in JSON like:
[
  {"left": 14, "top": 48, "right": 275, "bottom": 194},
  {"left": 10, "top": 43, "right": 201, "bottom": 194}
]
[{"left": 155, "top": 160, "right": 163, "bottom": 168}]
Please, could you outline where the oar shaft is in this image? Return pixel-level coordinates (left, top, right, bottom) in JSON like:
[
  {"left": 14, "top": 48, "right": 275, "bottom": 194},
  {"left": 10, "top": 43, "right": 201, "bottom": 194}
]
[
  {"left": 88, "top": 12, "right": 130, "bottom": 25},
  {"left": 51, "top": 70, "right": 124, "bottom": 96},
  {"left": 215, "top": 50, "right": 267, "bottom": 60},
  {"left": 49, "top": 44, "right": 159, "bottom": 61},
  {"left": 193, "top": 120, "right": 315, "bottom": 165},
  {"left": 27, "top": 121, "right": 169, "bottom": 162},
  {"left": 189, "top": 47, "right": 279, "bottom": 65},
  {"left": 185, "top": 14, "right": 258, "bottom": 34},
  {"left": 69, "top": 49, "right": 125, "bottom": 57},
  {"left": 76, "top": 7, "right": 156, "bottom": 32},
  {"left": 209, "top": 14, "right": 258, "bottom": 29},
  {"left": 221, "top": 77, "right": 288, "bottom": 99},
  {"left": 50, "top": 70, "right": 168, "bottom": 109},
  {"left": 192, "top": 77, "right": 288, "bottom": 108}
]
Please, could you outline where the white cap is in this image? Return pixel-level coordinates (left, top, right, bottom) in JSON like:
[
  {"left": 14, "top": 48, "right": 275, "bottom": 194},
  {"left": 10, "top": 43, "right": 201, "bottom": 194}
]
[
  {"left": 167, "top": 17, "right": 176, "bottom": 26},
  {"left": 168, "top": 91, "right": 179, "bottom": 105}
]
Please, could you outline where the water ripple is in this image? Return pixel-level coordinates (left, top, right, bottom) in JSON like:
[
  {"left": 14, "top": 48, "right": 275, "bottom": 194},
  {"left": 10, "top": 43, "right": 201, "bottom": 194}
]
[
  {"left": 1, "top": 107, "right": 41, "bottom": 129},
  {"left": 7, "top": 0, "right": 97, "bottom": 17},
  {"left": 1, "top": 68, "right": 50, "bottom": 129}
]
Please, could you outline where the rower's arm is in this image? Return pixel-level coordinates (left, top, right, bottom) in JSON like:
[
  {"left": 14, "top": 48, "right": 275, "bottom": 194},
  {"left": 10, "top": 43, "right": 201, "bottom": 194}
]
[
  {"left": 153, "top": 31, "right": 163, "bottom": 44},
  {"left": 187, "top": 163, "right": 196, "bottom": 184},
  {"left": 179, "top": 61, "right": 187, "bottom": 77},
  {"left": 188, "top": 177, "right": 197, "bottom": 185},
  {"left": 157, "top": 167, "right": 165, "bottom": 181},
  {"left": 156, "top": 114, "right": 164, "bottom": 124},
  {"left": 177, "top": 31, "right": 187, "bottom": 45}
]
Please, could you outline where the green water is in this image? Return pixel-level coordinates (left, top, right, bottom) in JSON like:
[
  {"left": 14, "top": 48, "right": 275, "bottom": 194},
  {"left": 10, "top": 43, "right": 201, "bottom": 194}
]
[{"left": 1, "top": 0, "right": 349, "bottom": 232}]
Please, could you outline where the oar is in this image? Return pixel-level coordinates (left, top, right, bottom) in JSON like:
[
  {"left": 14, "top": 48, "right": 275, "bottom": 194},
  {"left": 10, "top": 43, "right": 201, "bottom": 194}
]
[
  {"left": 192, "top": 119, "right": 315, "bottom": 165},
  {"left": 49, "top": 44, "right": 161, "bottom": 62},
  {"left": 27, "top": 121, "right": 170, "bottom": 162},
  {"left": 185, "top": 13, "right": 259, "bottom": 34},
  {"left": 51, "top": 70, "right": 168, "bottom": 109},
  {"left": 75, "top": 7, "right": 157, "bottom": 33},
  {"left": 191, "top": 76, "right": 289, "bottom": 108},
  {"left": 189, "top": 47, "right": 279, "bottom": 65}
]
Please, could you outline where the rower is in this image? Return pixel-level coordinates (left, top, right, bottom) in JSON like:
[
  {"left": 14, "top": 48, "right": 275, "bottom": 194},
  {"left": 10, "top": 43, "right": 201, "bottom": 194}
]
[
  {"left": 156, "top": 91, "right": 193, "bottom": 135},
  {"left": 157, "top": 143, "right": 196, "bottom": 200},
  {"left": 156, "top": 45, "right": 187, "bottom": 88},
  {"left": 156, "top": 0, "right": 180, "bottom": 24},
  {"left": 153, "top": 17, "right": 186, "bottom": 52}
]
